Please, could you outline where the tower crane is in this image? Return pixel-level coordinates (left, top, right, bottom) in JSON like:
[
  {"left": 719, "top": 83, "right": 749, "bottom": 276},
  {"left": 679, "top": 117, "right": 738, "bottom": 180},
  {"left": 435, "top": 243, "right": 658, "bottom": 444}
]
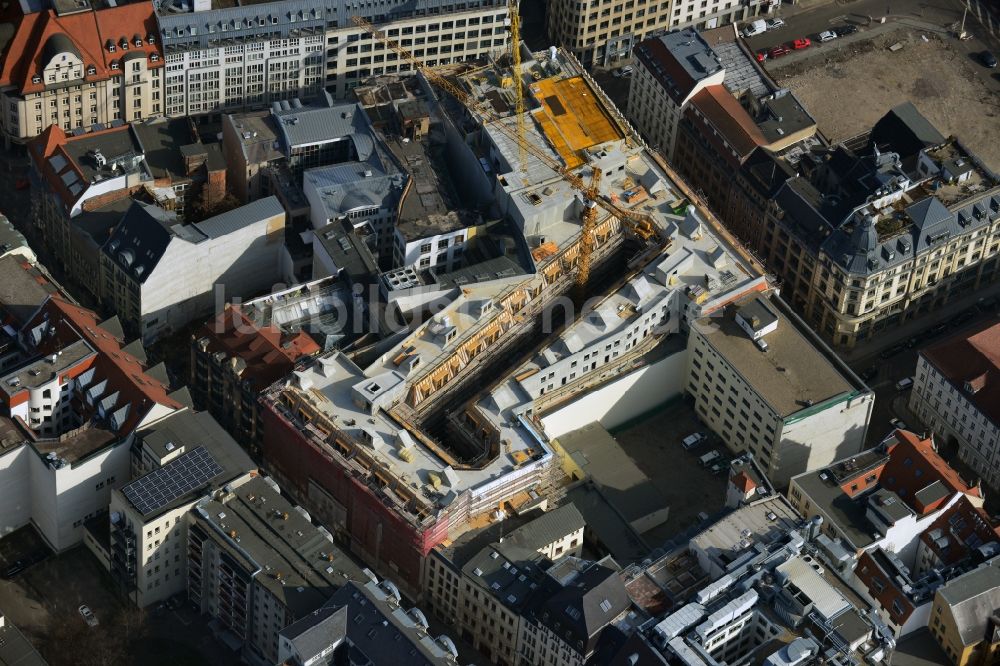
[
  {"left": 507, "top": 0, "right": 527, "bottom": 171},
  {"left": 351, "top": 17, "right": 666, "bottom": 296}
]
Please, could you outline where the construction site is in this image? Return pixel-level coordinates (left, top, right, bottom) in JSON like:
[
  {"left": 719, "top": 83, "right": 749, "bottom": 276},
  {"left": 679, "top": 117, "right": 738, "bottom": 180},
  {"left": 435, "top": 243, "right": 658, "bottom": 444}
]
[{"left": 258, "top": 35, "right": 769, "bottom": 599}]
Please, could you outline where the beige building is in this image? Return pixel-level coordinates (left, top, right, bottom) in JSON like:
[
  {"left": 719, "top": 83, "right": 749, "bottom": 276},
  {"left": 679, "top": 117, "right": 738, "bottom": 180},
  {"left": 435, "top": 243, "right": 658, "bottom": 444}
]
[
  {"left": 425, "top": 504, "right": 585, "bottom": 666},
  {"left": 108, "top": 409, "right": 255, "bottom": 608},
  {"left": 0, "top": 2, "right": 163, "bottom": 147},
  {"left": 547, "top": 0, "right": 774, "bottom": 67},
  {"left": 929, "top": 559, "right": 1000, "bottom": 666},
  {"left": 155, "top": 0, "right": 509, "bottom": 116},
  {"left": 686, "top": 292, "right": 873, "bottom": 487},
  {"left": 745, "top": 105, "right": 1000, "bottom": 348}
]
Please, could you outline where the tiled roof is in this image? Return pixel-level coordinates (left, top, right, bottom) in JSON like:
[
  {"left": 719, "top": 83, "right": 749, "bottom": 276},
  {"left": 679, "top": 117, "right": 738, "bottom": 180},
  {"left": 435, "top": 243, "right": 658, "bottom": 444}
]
[
  {"left": 922, "top": 319, "right": 1000, "bottom": 426},
  {"left": 196, "top": 305, "right": 320, "bottom": 389},
  {"left": 920, "top": 495, "right": 1000, "bottom": 567},
  {"left": 688, "top": 84, "right": 767, "bottom": 160},
  {"left": 0, "top": 4, "right": 161, "bottom": 95},
  {"left": 28, "top": 123, "right": 136, "bottom": 208},
  {"left": 881, "top": 430, "right": 981, "bottom": 514},
  {"left": 24, "top": 295, "right": 182, "bottom": 435}
]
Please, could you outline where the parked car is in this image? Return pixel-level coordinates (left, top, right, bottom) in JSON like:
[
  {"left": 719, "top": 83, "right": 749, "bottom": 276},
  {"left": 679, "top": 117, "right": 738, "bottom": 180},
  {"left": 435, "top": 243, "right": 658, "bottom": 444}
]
[
  {"left": 890, "top": 417, "right": 908, "bottom": 431},
  {"left": 895, "top": 377, "right": 914, "bottom": 391},
  {"left": 835, "top": 24, "right": 859, "bottom": 37},
  {"left": 743, "top": 19, "right": 768, "bottom": 38},
  {"left": 613, "top": 65, "right": 634, "bottom": 78},
  {"left": 860, "top": 367, "right": 877, "bottom": 382},
  {"left": 768, "top": 45, "right": 791, "bottom": 58},
  {"left": 682, "top": 432, "right": 707, "bottom": 450},
  {"left": 755, "top": 50, "right": 768, "bottom": 63},
  {"left": 699, "top": 450, "right": 722, "bottom": 467},
  {"left": 818, "top": 30, "right": 838, "bottom": 42},
  {"left": 2, "top": 549, "right": 48, "bottom": 580},
  {"left": 766, "top": 18, "right": 786, "bottom": 30},
  {"left": 78, "top": 605, "right": 99, "bottom": 628},
  {"left": 982, "top": 51, "right": 998, "bottom": 68},
  {"left": 791, "top": 38, "right": 811, "bottom": 50}
]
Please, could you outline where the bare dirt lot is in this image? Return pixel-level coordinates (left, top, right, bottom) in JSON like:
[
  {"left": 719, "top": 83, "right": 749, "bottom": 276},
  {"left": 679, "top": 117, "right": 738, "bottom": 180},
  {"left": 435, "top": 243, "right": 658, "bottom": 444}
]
[{"left": 774, "top": 28, "right": 1000, "bottom": 171}]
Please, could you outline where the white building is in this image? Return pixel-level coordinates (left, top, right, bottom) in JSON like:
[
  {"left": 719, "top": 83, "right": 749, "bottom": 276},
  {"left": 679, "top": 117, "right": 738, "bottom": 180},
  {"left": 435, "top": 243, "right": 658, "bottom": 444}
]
[
  {"left": 100, "top": 197, "right": 287, "bottom": 342},
  {"left": 0, "top": 296, "right": 183, "bottom": 551},
  {"left": 909, "top": 320, "right": 1000, "bottom": 489},
  {"left": 106, "top": 409, "right": 255, "bottom": 608},
  {"left": 787, "top": 431, "right": 985, "bottom": 570},
  {"left": 155, "top": 0, "right": 509, "bottom": 114},
  {"left": 686, "top": 293, "right": 874, "bottom": 487},
  {"left": 627, "top": 28, "right": 725, "bottom": 160}
]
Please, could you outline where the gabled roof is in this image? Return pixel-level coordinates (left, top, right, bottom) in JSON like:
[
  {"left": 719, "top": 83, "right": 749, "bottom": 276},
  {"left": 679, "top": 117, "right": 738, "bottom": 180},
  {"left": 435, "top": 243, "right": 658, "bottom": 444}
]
[
  {"left": 920, "top": 495, "right": 1000, "bottom": 567},
  {"left": 922, "top": 319, "right": 1000, "bottom": 426},
  {"left": 687, "top": 84, "right": 767, "bottom": 161},
  {"left": 100, "top": 201, "right": 177, "bottom": 283},
  {"left": 938, "top": 560, "right": 1000, "bottom": 647},
  {"left": 23, "top": 295, "right": 181, "bottom": 435},
  {"left": 0, "top": 3, "right": 161, "bottom": 96},
  {"left": 195, "top": 305, "right": 320, "bottom": 389},
  {"left": 880, "top": 430, "right": 981, "bottom": 513},
  {"left": 537, "top": 562, "right": 631, "bottom": 655},
  {"left": 870, "top": 102, "right": 946, "bottom": 158},
  {"left": 906, "top": 197, "right": 951, "bottom": 231}
]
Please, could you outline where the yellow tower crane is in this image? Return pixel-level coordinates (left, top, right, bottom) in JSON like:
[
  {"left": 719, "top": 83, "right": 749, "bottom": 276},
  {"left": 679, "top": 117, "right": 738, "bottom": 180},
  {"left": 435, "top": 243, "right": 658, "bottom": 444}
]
[
  {"left": 507, "top": 0, "right": 527, "bottom": 170},
  {"left": 574, "top": 166, "right": 601, "bottom": 305},
  {"left": 351, "top": 16, "right": 665, "bottom": 297}
]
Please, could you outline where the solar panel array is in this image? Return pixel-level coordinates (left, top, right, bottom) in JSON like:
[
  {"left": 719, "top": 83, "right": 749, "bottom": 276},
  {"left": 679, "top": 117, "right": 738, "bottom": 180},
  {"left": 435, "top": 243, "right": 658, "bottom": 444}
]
[{"left": 122, "top": 446, "right": 223, "bottom": 517}]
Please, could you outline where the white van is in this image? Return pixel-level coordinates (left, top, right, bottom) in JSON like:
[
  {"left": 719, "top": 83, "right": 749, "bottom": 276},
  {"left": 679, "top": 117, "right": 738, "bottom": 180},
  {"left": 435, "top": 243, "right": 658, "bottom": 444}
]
[
  {"left": 699, "top": 450, "right": 722, "bottom": 467},
  {"left": 895, "top": 377, "right": 914, "bottom": 391},
  {"left": 682, "top": 432, "right": 707, "bottom": 450},
  {"left": 742, "top": 20, "right": 767, "bottom": 38}
]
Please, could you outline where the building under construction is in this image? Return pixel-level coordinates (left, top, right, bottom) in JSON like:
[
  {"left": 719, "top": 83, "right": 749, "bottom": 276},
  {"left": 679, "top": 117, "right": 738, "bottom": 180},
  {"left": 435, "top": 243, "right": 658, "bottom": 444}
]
[{"left": 259, "top": 46, "right": 767, "bottom": 599}]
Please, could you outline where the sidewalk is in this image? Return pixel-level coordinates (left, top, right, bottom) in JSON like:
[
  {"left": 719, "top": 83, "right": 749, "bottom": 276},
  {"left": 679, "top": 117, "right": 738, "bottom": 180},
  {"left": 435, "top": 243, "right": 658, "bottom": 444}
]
[{"left": 839, "top": 278, "right": 1000, "bottom": 367}]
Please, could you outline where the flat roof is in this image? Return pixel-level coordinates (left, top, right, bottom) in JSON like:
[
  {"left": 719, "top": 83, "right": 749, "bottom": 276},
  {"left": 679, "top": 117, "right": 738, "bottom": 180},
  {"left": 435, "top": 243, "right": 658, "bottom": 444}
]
[
  {"left": 690, "top": 496, "right": 801, "bottom": 560},
  {"left": 0, "top": 255, "right": 58, "bottom": 327},
  {"left": 555, "top": 423, "right": 666, "bottom": 526},
  {"left": 695, "top": 294, "right": 855, "bottom": 418},
  {"left": 0, "top": 614, "right": 47, "bottom": 666},
  {"left": 0, "top": 339, "right": 94, "bottom": 396},
  {"left": 529, "top": 75, "right": 623, "bottom": 169},
  {"left": 196, "top": 476, "right": 367, "bottom": 618}
]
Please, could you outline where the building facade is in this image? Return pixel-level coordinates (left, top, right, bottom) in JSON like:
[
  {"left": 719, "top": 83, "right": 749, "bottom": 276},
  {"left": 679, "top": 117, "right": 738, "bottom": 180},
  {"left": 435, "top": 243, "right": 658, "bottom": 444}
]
[
  {"left": 734, "top": 104, "right": 1000, "bottom": 348},
  {"left": 686, "top": 293, "right": 873, "bottom": 487},
  {"left": 101, "top": 198, "right": 286, "bottom": 342},
  {"left": 155, "top": 0, "right": 509, "bottom": 117},
  {"left": 107, "top": 409, "right": 255, "bottom": 608},
  {"left": 547, "top": 0, "right": 773, "bottom": 67},
  {"left": 910, "top": 320, "right": 1000, "bottom": 490},
  {"left": 187, "top": 475, "right": 365, "bottom": 665},
  {"left": 0, "top": 3, "right": 164, "bottom": 146},
  {"left": 929, "top": 559, "right": 1000, "bottom": 666},
  {"left": 627, "top": 28, "right": 725, "bottom": 160}
]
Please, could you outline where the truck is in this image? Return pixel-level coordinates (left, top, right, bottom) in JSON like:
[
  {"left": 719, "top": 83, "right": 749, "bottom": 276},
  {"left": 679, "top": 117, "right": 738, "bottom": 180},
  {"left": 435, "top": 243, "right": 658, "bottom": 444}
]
[
  {"left": 742, "top": 20, "right": 767, "bottom": 38},
  {"left": 699, "top": 450, "right": 722, "bottom": 467}
]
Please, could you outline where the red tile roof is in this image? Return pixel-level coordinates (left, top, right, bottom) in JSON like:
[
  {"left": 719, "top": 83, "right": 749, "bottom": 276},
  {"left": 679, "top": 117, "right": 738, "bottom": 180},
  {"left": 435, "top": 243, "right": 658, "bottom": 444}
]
[
  {"left": 881, "top": 430, "right": 981, "bottom": 515},
  {"left": 0, "top": 4, "right": 162, "bottom": 96},
  {"left": 919, "top": 495, "right": 1000, "bottom": 567},
  {"left": 196, "top": 306, "right": 321, "bottom": 389},
  {"left": 731, "top": 471, "right": 757, "bottom": 494},
  {"left": 922, "top": 319, "right": 1000, "bottom": 426},
  {"left": 27, "top": 123, "right": 134, "bottom": 209},
  {"left": 24, "top": 295, "right": 181, "bottom": 435},
  {"left": 687, "top": 85, "right": 768, "bottom": 161}
]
